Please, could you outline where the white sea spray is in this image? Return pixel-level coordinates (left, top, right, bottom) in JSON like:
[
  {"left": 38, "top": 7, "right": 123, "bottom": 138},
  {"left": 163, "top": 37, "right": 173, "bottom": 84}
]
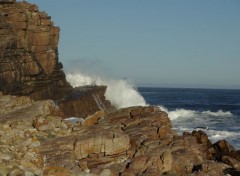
[{"left": 66, "top": 72, "right": 147, "bottom": 109}]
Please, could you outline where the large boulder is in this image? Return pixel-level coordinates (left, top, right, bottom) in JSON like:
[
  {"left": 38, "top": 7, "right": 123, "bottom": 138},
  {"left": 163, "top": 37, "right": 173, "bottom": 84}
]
[{"left": 57, "top": 86, "right": 115, "bottom": 119}]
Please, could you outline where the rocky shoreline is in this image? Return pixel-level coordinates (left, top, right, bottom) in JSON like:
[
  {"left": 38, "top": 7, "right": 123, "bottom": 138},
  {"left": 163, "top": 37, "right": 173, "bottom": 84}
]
[
  {"left": 0, "top": 1, "right": 240, "bottom": 175},
  {"left": 0, "top": 93, "right": 240, "bottom": 175}
]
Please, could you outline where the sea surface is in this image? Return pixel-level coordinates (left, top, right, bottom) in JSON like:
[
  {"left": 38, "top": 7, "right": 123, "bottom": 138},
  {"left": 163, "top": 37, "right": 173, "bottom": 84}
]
[{"left": 138, "top": 87, "right": 240, "bottom": 149}]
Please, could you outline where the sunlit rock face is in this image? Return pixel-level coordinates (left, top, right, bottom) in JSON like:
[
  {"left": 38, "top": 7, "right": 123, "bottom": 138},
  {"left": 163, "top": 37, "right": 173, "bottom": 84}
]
[
  {"left": 0, "top": 0, "right": 71, "bottom": 100},
  {"left": 0, "top": 1, "right": 114, "bottom": 118},
  {"left": 1, "top": 95, "right": 240, "bottom": 176}
]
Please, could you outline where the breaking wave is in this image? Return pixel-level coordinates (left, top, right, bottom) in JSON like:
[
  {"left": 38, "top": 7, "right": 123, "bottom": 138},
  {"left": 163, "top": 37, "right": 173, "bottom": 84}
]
[
  {"left": 202, "top": 110, "right": 232, "bottom": 117},
  {"left": 66, "top": 72, "right": 147, "bottom": 109},
  {"left": 208, "top": 130, "right": 239, "bottom": 141},
  {"left": 158, "top": 105, "right": 233, "bottom": 120}
]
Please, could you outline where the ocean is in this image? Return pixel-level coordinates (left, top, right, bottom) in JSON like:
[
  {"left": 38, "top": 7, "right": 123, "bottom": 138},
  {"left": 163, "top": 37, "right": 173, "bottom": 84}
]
[
  {"left": 66, "top": 73, "right": 240, "bottom": 149},
  {"left": 138, "top": 87, "right": 240, "bottom": 149}
]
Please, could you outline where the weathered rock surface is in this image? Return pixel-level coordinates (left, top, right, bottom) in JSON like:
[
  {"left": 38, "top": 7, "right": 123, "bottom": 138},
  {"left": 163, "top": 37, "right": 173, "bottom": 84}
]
[
  {"left": 1, "top": 93, "right": 240, "bottom": 175},
  {"left": 0, "top": 0, "right": 115, "bottom": 119},
  {"left": 0, "top": 0, "right": 16, "bottom": 4},
  {"left": 0, "top": 0, "right": 71, "bottom": 100},
  {"left": 57, "top": 86, "right": 115, "bottom": 119},
  {"left": 1, "top": 1, "right": 240, "bottom": 175}
]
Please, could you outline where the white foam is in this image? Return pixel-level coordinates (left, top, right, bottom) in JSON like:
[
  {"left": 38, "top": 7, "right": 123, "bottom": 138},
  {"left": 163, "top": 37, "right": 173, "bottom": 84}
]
[
  {"left": 202, "top": 110, "right": 232, "bottom": 117},
  {"left": 158, "top": 106, "right": 233, "bottom": 120},
  {"left": 66, "top": 72, "right": 147, "bottom": 109},
  {"left": 207, "top": 130, "right": 239, "bottom": 142},
  {"left": 158, "top": 105, "right": 197, "bottom": 120}
]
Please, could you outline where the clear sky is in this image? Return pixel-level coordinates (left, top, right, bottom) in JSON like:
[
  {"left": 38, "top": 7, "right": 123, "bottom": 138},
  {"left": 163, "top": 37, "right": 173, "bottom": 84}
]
[{"left": 27, "top": 0, "right": 240, "bottom": 89}]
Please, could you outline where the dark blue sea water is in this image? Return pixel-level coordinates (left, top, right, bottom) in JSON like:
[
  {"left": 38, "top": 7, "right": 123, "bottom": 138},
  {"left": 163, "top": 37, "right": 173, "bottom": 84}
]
[{"left": 138, "top": 87, "right": 240, "bottom": 149}]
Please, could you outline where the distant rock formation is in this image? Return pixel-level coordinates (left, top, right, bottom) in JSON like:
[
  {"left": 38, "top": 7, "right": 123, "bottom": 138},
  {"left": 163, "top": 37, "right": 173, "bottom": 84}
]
[{"left": 0, "top": 0, "right": 71, "bottom": 100}]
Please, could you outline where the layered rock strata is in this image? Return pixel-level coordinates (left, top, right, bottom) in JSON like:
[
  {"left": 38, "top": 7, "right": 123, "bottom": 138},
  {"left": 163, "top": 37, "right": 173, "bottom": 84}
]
[
  {"left": 1, "top": 1, "right": 240, "bottom": 175},
  {"left": 0, "top": 0, "right": 71, "bottom": 100},
  {"left": 0, "top": 1, "right": 114, "bottom": 119},
  {"left": 57, "top": 86, "right": 115, "bottom": 119},
  {"left": 0, "top": 93, "right": 240, "bottom": 175}
]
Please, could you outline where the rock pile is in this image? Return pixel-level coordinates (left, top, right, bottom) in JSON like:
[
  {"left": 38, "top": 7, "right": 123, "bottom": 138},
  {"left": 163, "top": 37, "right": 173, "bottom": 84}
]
[{"left": 0, "top": 92, "right": 240, "bottom": 176}]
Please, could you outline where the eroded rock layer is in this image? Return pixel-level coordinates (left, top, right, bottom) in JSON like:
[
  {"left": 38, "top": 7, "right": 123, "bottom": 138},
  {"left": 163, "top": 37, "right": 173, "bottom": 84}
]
[
  {"left": 57, "top": 86, "right": 115, "bottom": 119},
  {"left": 0, "top": 92, "right": 240, "bottom": 175},
  {"left": 0, "top": 0, "right": 71, "bottom": 100}
]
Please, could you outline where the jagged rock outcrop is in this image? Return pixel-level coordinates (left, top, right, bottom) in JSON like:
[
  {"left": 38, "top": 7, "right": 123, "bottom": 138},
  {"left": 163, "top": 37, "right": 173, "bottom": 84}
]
[
  {"left": 57, "top": 86, "right": 115, "bottom": 119},
  {"left": 0, "top": 0, "right": 71, "bottom": 100},
  {"left": 0, "top": 1, "right": 114, "bottom": 119},
  {"left": 1, "top": 92, "right": 240, "bottom": 175}
]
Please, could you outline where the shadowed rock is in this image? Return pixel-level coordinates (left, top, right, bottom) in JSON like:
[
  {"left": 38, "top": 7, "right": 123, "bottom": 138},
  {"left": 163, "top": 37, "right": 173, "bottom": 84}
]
[
  {"left": 0, "top": 0, "right": 71, "bottom": 100},
  {"left": 0, "top": 1, "right": 114, "bottom": 119},
  {"left": 57, "top": 86, "right": 115, "bottom": 119}
]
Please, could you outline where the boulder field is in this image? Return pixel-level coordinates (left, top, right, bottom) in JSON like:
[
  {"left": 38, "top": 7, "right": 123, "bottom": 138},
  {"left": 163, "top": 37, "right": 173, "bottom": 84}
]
[
  {"left": 0, "top": 92, "right": 240, "bottom": 175},
  {"left": 0, "top": 1, "right": 240, "bottom": 175}
]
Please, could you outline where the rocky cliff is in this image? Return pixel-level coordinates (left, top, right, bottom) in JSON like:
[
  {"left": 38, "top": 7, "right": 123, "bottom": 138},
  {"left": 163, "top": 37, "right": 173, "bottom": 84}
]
[
  {"left": 0, "top": 0, "right": 114, "bottom": 118},
  {"left": 0, "top": 0, "right": 71, "bottom": 100},
  {"left": 1, "top": 1, "right": 240, "bottom": 175}
]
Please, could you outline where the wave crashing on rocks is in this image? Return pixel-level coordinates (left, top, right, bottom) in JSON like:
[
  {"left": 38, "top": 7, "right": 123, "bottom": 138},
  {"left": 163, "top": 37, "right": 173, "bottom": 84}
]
[{"left": 66, "top": 72, "right": 147, "bottom": 109}]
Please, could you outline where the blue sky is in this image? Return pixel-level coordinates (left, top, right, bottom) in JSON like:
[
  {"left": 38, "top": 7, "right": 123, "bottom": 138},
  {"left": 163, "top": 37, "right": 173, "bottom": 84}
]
[{"left": 27, "top": 0, "right": 240, "bottom": 89}]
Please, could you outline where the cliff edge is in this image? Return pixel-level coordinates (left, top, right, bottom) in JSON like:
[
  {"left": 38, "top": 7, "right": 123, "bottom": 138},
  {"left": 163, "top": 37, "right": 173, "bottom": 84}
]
[{"left": 0, "top": 0, "right": 71, "bottom": 100}]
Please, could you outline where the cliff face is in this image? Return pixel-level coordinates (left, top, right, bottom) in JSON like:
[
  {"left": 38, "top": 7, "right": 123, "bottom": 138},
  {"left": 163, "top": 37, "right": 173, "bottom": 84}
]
[
  {"left": 0, "top": 0, "right": 71, "bottom": 100},
  {"left": 0, "top": 0, "right": 114, "bottom": 118}
]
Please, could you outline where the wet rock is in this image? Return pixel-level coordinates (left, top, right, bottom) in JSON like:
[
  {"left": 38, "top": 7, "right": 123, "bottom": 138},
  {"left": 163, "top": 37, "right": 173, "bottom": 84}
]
[{"left": 57, "top": 86, "right": 115, "bottom": 119}]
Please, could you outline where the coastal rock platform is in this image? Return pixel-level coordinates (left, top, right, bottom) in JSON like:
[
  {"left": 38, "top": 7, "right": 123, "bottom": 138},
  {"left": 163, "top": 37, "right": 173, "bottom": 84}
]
[{"left": 0, "top": 92, "right": 240, "bottom": 176}]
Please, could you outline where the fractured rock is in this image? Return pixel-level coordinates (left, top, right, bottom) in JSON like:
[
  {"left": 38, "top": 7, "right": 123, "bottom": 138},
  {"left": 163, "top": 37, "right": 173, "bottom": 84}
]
[{"left": 0, "top": 0, "right": 71, "bottom": 100}]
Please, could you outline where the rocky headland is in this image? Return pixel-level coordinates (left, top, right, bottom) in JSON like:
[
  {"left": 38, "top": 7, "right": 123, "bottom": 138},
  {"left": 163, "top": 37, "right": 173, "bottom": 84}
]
[{"left": 0, "top": 1, "right": 240, "bottom": 176}]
